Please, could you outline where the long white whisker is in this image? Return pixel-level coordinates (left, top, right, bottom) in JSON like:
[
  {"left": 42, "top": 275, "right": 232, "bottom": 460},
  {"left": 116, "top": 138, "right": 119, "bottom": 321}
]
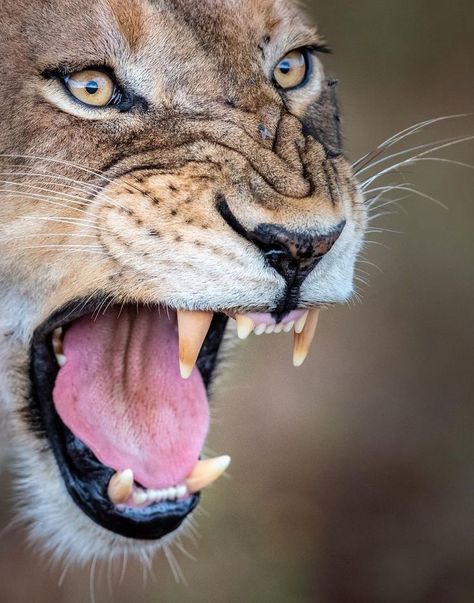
[
  {"left": 0, "top": 169, "right": 123, "bottom": 207},
  {"left": 23, "top": 215, "right": 111, "bottom": 232},
  {"left": 0, "top": 190, "right": 94, "bottom": 216},
  {"left": 0, "top": 182, "right": 100, "bottom": 212},
  {"left": 356, "top": 135, "right": 469, "bottom": 177},
  {"left": 352, "top": 113, "right": 472, "bottom": 169},
  {"left": 362, "top": 136, "right": 474, "bottom": 190},
  {"left": 367, "top": 184, "right": 447, "bottom": 210},
  {"left": 0, "top": 153, "right": 152, "bottom": 203}
]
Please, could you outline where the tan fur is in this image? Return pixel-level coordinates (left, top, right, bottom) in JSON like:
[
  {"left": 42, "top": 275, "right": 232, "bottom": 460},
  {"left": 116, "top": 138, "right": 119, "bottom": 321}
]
[{"left": 0, "top": 0, "right": 366, "bottom": 562}]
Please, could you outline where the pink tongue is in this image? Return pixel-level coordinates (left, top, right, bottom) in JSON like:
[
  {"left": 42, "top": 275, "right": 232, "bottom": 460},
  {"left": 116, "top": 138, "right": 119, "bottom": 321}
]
[{"left": 53, "top": 307, "right": 209, "bottom": 489}]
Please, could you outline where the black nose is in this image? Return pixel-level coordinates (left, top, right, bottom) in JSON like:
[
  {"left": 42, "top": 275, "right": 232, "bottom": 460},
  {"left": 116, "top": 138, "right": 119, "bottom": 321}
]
[{"left": 248, "top": 222, "right": 345, "bottom": 281}]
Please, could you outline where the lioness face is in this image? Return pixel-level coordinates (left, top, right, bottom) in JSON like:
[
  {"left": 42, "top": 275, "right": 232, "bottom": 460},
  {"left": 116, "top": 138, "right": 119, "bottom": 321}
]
[{"left": 0, "top": 0, "right": 366, "bottom": 563}]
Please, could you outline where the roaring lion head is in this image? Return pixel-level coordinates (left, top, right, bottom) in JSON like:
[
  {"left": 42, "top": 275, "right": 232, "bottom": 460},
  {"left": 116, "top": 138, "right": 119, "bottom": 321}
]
[{"left": 0, "top": 0, "right": 366, "bottom": 565}]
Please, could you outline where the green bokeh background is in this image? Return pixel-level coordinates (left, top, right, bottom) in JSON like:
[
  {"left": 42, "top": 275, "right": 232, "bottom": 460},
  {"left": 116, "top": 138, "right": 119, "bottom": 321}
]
[{"left": 0, "top": 1, "right": 473, "bottom": 601}]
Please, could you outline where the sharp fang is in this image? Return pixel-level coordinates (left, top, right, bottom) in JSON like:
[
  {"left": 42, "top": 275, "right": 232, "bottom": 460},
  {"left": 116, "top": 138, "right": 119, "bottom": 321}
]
[
  {"left": 108, "top": 469, "right": 134, "bottom": 505},
  {"left": 293, "top": 309, "right": 320, "bottom": 367},
  {"left": 235, "top": 315, "right": 254, "bottom": 340},
  {"left": 177, "top": 310, "right": 214, "bottom": 379},
  {"left": 294, "top": 311, "right": 309, "bottom": 334},
  {"left": 186, "top": 455, "right": 231, "bottom": 494}
]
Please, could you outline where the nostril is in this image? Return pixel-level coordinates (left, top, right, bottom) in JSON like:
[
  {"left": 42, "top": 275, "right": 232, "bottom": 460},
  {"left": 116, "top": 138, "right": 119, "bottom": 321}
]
[
  {"left": 216, "top": 195, "right": 345, "bottom": 282},
  {"left": 249, "top": 221, "right": 345, "bottom": 273}
]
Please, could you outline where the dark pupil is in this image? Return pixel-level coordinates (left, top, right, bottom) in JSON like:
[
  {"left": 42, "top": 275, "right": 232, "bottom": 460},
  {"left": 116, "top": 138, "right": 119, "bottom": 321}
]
[
  {"left": 85, "top": 80, "right": 99, "bottom": 95},
  {"left": 279, "top": 60, "right": 291, "bottom": 75}
]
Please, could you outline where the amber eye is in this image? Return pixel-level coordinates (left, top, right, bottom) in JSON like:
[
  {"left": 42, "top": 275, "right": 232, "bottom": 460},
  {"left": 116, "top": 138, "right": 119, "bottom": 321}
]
[
  {"left": 64, "top": 70, "right": 117, "bottom": 107},
  {"left": 273, "top": 50, "right": 310, "bottom": 90}
]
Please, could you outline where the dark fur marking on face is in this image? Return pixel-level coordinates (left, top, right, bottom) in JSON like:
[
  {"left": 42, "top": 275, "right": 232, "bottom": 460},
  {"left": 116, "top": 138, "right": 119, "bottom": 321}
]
[{"left": 302, "top": 79, "right": 343, "bottom": 158}]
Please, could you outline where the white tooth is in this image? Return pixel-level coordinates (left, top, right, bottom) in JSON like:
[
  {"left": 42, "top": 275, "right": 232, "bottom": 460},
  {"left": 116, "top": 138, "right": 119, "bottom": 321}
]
[
  {"left": 108, "top": 469, "right": 134, "bottom": 505},
  {"left": 265, "top": 325, "right": 275, "bottom": 334},
  {"left": 273, "top": 324, "right": 283, "bottom": 334},
  {"left": 177, "top": 310, "right": 214, "bottom": 379},
  {"left": 293, "top": 309, "right": 320, "bottom": 367},
  {"left": 176, "top": 485, "right": 188, "bottom": 499},
  {"left": 294, "top": 311, "right": 309, "bottom": 334},
  {"left": 254, "top": 324, "right": 266, "bottom": 335},
  {"left": 283, "top": 321, "right": 295, "bottom": 333},
  {"left": 55, "top": 353, "right": 67, "bottom": 367},
  {"left": 133, "top": 490, "right": 148, "bottom": 506},
  {"left": 167, "top": 487, "right": 177, "bottom": 500},
  {"left": 186, "top": 456, "right": 231, "bottom": 494},
  {"left": 235, "top": 315, "right": 254, "bottom": 340}
]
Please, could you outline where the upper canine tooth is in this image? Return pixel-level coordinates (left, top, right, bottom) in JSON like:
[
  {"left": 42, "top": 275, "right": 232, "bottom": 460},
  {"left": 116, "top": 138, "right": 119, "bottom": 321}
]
[
  {"left": 293, "top": 309, "right": 320, "bottom": 367},
  {"left": 294, "top": 311, "right": 310, "bottom": 334},
  {"left": 235, "top": 315, "right": 254, "bottom": 340},
  {"left": 108, "top": 469, "right": 134, "bottom": 505},
  {"left": 186, "top": 455, "right": 231, "bottom": 494},
  {"left": 177, "top": 310, "right": 214, "bottom": 379}
]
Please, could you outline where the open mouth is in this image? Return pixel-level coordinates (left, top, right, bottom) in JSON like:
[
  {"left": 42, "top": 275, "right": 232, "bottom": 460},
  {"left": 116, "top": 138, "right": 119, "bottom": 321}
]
[{"left": 29, "top": 298, "right": 318, "bottom": 541}]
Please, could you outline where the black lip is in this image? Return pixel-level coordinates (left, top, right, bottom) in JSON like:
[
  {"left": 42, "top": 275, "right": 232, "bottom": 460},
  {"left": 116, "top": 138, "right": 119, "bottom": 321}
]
[{"left": 29, "top": 296, "right": 228, "bottom": 540}]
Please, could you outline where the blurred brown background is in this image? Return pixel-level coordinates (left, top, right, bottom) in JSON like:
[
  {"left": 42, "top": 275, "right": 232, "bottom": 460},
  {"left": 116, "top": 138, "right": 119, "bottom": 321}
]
[{"left": 0, "top": 1, "right": 473, "bottom": 602}]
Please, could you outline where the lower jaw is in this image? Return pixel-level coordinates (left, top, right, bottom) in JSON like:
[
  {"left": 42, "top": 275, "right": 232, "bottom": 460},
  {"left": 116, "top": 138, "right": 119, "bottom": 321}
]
[{"left": 29, "top": 298, "right": 228, "bottom": 540}]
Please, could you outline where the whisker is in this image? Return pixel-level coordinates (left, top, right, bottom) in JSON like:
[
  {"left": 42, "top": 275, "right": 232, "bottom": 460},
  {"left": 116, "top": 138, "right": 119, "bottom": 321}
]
[
  {"left": 0, "top": 190, "right": 95, "bottom": 216},
  {"left": 0, "top": 169, "right": 123, "bottom": 208},
  {"left": 356, "top": 135, "right": 470, "bottom": 177},
  {"left": 0, "top": 182, "right": 102, "bottom": 212},
  {"left": 362, "top": 136, "right": 474, "bottom": 190},
  {"left": 352, "top": 113, "right": 472, "bottom": 171},
  {"left": 0, "top": 153, "right": 153, "bottom": 205},
  {"left": 23, "top": 215, "right": 111, "bottom": 232}
]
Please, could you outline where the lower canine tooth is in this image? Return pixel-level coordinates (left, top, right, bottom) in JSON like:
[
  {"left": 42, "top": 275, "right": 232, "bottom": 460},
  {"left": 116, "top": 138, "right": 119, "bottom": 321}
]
[
  {"left": 186, "top": 456, "right": 231, "bottom": 494},
  {"left": 108, "top": 469, "right": 134, "bottom": 505},
  {"left": 293, "top": 309, "right": 320, "bottom": 367}
]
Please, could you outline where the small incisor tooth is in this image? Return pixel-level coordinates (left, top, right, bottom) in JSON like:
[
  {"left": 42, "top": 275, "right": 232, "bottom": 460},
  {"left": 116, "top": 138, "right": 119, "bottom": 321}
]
[
  {"left": 177, "top": 310, "right": 214, "bottom": 379},
  {"left": 186, "top": 456, "right": 231, "bottom": 494},
  {"left": 235, "top": 315, "right": 254, "bottom": 340},
  {"left": 108, "top": 469, "right": 134, "bottom": 505},
  {"left": 293, "top": 309, "right": 320, "bottom": 367}
]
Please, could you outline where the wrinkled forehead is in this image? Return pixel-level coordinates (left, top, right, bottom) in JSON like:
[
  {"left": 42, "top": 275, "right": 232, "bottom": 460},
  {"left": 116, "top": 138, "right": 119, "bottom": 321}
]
[{"left": 26, "top": 0, "right": 314, "bottom": 77}]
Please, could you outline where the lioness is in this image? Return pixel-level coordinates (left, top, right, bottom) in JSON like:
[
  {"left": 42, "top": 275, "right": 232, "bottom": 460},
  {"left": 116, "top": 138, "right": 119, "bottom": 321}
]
[{"left": 0, "top": 0, "right": 366, "bottom": 565}]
